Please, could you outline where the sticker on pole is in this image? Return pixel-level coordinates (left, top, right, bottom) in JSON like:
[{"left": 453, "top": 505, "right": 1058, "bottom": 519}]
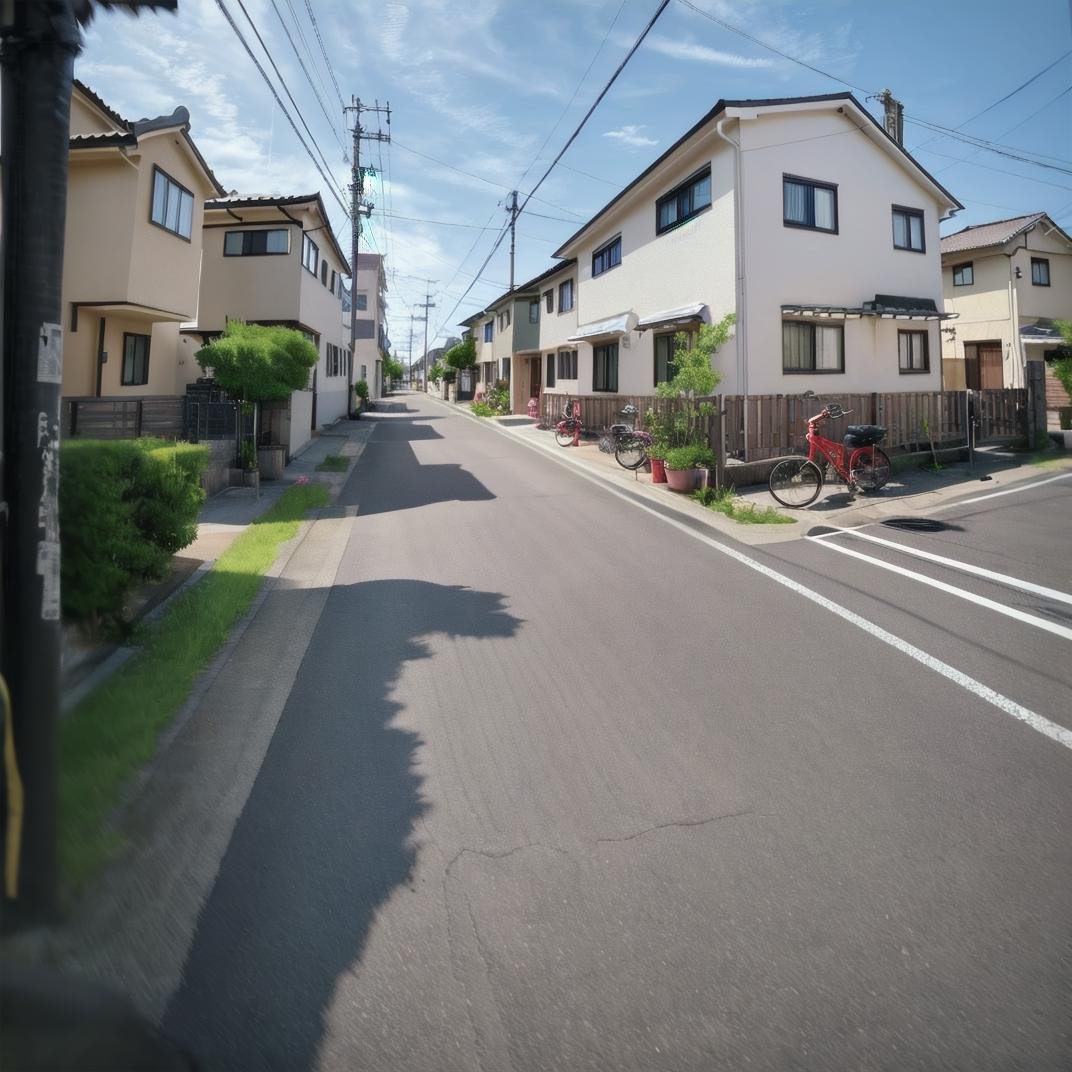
[
  {"left": 37, "top": 323, "right": 62, "bottom": 384},
  {"left": 36, "top": 540, "right": 61, "bottom": 621}
]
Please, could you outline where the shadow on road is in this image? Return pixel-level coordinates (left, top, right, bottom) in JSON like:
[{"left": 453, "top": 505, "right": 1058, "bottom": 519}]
[{"left": 164, "top": 579, "right": 521, "bottom": 1071}]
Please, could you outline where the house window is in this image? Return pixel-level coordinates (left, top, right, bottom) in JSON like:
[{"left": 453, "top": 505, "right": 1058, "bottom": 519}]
[
  {"left": 150, "top": 166, "right": 194, "bottom": 240},
  {"left": 544, "top": 289, "right": 554, "bottom": 314},
  {"left": 892, "top": 206, "right": 925, "bottom": 252},
  {"left": 656, "top": 166, "right": 712, "bottom": 234},
  {"left": 484, "top": 320, "right": 493, "bottom": 343},
  {"left": 898, "top": 330, "right": 929, "bottom": 373},
  {"left": 783, "top": 175, "right": 837, "bottom": 234},
  {"left": 500, "top": 357, "right": 511, "bottom": 382},
  {"left": 558, "top": 278, "right": 574, "bottom": 312},
  {"left": 121, "top": 332, "right": 150, "bottom": 386},
  {"left": 356, "top": 292, "right": 368, "bottom": 311},
  {"left": 223, "top": 228, "right": 290, "bottom": 255},
  {"left": 529, "top": 299, "right": 540, "bottom": 324},
  {"left": 1031, "top": 257, "right": 1050, "bottom": 286},
  {"left": 330, "top": 269, "right": 336, "bottom": 294},
  {"left": 592, "top": 236, "right": 621, "bottom": 277},
  {"left": 782, "top": 321, "right": 844, "bottom": 373},
  {"left": 302, "top": 233, "right": 319, "bottom": 274},
  {"left": 326, "top": 343, "right": 345, "bottom": 377},
  {"left": 952, "top": 263, "right": 974, "bottom": 286},
  {"left": 593, "top": 342, "right": 619, "bottom": 392},
  {"left": 557, "top": 349, "right": 578, "bottom": 379},
  {"left": 654, "top": 332, "right": 687, "bottom": 386},
  {"left": 546, "top": 352, "right": 556, "bottom": 388}
]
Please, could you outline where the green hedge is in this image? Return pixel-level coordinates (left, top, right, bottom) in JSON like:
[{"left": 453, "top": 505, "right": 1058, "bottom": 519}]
[{"left": 59, "top": 440, "right": 210, "bottom": 628}]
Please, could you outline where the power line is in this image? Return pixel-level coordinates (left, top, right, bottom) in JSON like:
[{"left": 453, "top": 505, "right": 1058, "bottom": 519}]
[
  {"left": 302, "top": 0, "right": 346, "bottom": 110},
  {"left": 213, "top": 0, "right": 351, "bottom": 219},
  {"left": 920, "top": 147, "right": 1072, "bottom": 192}
]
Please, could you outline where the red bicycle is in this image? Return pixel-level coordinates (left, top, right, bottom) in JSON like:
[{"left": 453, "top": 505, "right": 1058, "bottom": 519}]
[{"left": 768, "top": 401, "right": 891, "bottom": 507}]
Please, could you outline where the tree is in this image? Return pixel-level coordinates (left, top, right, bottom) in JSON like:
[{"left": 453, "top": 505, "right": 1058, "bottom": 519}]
[
  {"left": 443, "top": 335, "right": 476, "bottom": 371},
  {"left": 655, "top": 313, "right": 735, "bottom": 443},
  {"left": 428, "top": 362, "right": 445, "bottom": 384},
  {"left": 195, "top": 321, "right": 318, "bottom": 401},
  {"left": 383, "top": 356, "right": 405, "bottom": 386},
  {"left": 1053, "top": 319, "right": 1072, "bottom": 400}
]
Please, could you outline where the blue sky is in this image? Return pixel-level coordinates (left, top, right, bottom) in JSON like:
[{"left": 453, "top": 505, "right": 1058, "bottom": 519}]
[{"left": 79, "top": 0, "right": 1072, "bottom": 354}]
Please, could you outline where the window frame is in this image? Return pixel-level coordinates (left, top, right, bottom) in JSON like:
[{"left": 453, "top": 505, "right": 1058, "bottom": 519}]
[
  {"left": 952, "top": 262, "right": 974, "bottom": 287},
  {"left": 222, "top": 228, "right": 291, "bottom": 257},
  {"left": 558, "top": 278, "right": 575, "bottom": 312},
  {"left": 655, "top": 165, "right": 713, "bottom": 236},
  {"left": 782, "top": 320, "right": 845, "bottom": 374},
  {"left": 1031, "top": 257, "right": 1051, "bottom": 286},
  {"left": 556, "top": 348, "right": 578, "bottom": 380},
  {"left": 355, "top": 292, "right": 369, "bottom": 312},
  {"left": 483, "top": 320, "right": 493, "bottom": 343},
  {"left": 592, "top": 236, "right": 622, "bottom": 277},
  {"left": 121, "top": 332, "right": 151, "bottom": 386},
  {"left": 782, "top": 174, "right": 839, "bottom": 235},
  {"left": 654, "top": 331, "right": 688, "bottom": 387},
  {"left": 891, "top": 205, "right": 925, "bottom": 253},
  {"left": 529, "top": 299, "right": 540, "bottom": 324},
  {"left": 544, "top": 289, "right": 554, "bottom": 314},
  {"left": 897, "top": 329, "right": 930, "bottom": 374},
  {"left": 546, "top": 352, "right": 556, "bottom": 388},
  {"left": 592, "top": 341, "right": 619, "bottom": 392},
  {"left": 500, "top": 357, "right": 511, "bottom": 382},
  {"left": 149, "top": 166, "right": 195, "bottom": 242},
  {"left": 301, "top": 233, "right": 320, "bottom": 275}
]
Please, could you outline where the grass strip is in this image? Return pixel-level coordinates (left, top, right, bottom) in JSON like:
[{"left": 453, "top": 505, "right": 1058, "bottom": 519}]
[
  {"left": 692, "top": 486, "right": 796, "bottom": 525},
  {"left": 60, "top": 483, "right": 329, "bottom": 897},
  {"left": 1028, "top": 451, "right": 1072, "bottom": 469},
  {"left": 315, "top": 454, "right": 349, "bottom": 472}
]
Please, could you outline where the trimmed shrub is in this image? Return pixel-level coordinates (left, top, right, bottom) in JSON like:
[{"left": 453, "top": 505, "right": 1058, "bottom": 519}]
[{"left": 59, "top": 439, "right": 209, "bottom": 628}]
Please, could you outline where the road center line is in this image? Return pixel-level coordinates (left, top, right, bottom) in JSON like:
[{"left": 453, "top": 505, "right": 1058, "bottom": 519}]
[
  {"left": 443, "top": 403, "right": 1072, "bottom": 752},
  {"left": 814, "top": 527, "right": 1072, "bottom": 606},
  {"left": 806, "top": 535, "right": 1072, "bottom": 642},
  {"left": 936, "top": 472, "right": 1071, "bottom": 508}
]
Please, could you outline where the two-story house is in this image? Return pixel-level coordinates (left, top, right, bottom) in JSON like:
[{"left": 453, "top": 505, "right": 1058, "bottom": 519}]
[
  {"left": 186, "top": 192, "right": 352, "bottom": 456},
  {"left": 490, "top": 93, "right": 961, "bottom": 408},
  {"left": 940, "top": 213, "right": 1071, "bottom": 390},
  {"left": 352, "top": 252, "right": 389, "bottom": 399},
  {"left": 62, "top": 81, "right": 223, "bottom": 401}
]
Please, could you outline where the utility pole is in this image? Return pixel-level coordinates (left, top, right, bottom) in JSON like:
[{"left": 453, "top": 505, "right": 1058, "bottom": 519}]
[
  {"left": 343, "top": 96, "right": 390, "bottom": 402},
  {"left": 507, "top": 189, "right": 518, "bottom": 291},
  {"left": 416, "top": 282, "right": 436, "bottom": 393}
]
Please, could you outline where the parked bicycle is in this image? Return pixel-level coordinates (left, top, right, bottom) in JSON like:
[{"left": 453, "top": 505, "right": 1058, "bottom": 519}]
[
  {"left": 555, "top": 398, "right": 584, "bottom": 447},
  {"left": 597, "top": 404, "right": 653, "bottom": 470},
  {"left": 768, "top": 400, "right": 890, "bottom": 507}
]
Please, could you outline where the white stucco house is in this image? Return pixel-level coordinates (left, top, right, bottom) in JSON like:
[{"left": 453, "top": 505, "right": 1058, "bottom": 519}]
[
  {"left": 939, "top": 212, "right": 1071, "bottom": 390},
  {"left": 468, "top": 92, "right": 964, "bottom": 411}
]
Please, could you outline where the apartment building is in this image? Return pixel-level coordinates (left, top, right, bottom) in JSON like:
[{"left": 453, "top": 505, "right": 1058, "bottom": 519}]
[
  {"left": 62, "top": 80, "right": 224, "bottom": 400},
  {"left": 940, "top": 213, "right": 1071, "bottom": 389},
  {"left": 188, "top": 193, "right": 352, "bottom": 456},
  {"left": 471, "top": 93, "right": 961, "bottom": 410},
  {"left": 352, "top": 252, "right": 390, "bottom": 398}
]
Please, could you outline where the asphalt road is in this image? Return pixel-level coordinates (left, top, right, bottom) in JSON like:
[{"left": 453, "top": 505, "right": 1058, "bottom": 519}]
[{"left": 165, "top": 395, "right": 1071, "bottom": 1071}]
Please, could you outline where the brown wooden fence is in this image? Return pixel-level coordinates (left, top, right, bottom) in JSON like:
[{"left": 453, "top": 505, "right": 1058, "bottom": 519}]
[
  {"left": 64, "top": 396, "right": 185, "bottom": 440},
  {"left": 540, "top": 388, "right": 1026, "bottom": 461}
]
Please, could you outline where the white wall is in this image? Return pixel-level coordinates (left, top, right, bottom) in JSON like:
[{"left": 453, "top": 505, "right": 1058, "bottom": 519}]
[{"left": 738, "top": 107, "right": 946, "bottom": 394}]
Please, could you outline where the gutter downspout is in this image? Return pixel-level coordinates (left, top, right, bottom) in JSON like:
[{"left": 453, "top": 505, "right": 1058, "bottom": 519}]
[{"left": 715, "top": 117, "right": 747, "bottom": 459}]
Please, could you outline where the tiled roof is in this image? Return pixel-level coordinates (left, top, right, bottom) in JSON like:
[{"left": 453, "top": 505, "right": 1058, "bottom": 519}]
[
  {"left": 73, "top": 79, "right": 130, "bottom": 130},
  {"left": 939, "top": 213, "right": 1046, "bottom": 254},
  {"left": 206, "top": 193, "right": 320, "bottom": 207},
  {"left": 69, "top": 131, "right": 137, "bottom": 148}
]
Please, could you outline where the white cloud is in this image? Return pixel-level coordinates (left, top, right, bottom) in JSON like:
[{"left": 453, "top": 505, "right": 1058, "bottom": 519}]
[
  {"left": 645, "top": 34, "right": 773, "bottom": 68},
  {"left": 603, "top": 125, "right": 658, "bottom": 148}
]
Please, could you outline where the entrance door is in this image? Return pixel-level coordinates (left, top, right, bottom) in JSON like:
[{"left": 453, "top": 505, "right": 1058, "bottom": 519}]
[
  {"left": 965, "top": 341, "right": 1004, "bottom": 389},
  {"left": 529, "top": 356, "right": 541, "bottom": 401}
]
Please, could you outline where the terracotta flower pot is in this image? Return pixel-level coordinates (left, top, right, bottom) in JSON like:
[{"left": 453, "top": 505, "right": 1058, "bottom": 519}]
[
  {"left": 665, "top": 467, "right": 708, "bottom": 493},
  {"left": 650, "top": 457, "right": 667, "bottom": 483}
]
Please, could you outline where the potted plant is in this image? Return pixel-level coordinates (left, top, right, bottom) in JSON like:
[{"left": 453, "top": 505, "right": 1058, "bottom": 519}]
[
  {"left": 664, "top": 444, "right": 716, "bottom": 492},
  {"left": 353, "top": 378, "right": 369, "bottom": 417},
  {"left": 648, "top": 441, "right": 669, "bottom": 484}
]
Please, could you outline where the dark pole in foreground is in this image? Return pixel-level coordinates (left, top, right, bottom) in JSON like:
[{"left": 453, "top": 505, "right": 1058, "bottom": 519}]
[{"left": 0, "top": 0, "right": 82, "bottom": 921}]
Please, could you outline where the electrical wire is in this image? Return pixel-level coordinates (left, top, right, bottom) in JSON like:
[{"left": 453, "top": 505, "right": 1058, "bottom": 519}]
[
  {"left": 920, "top": 148, "right": 1072, "bottom": 192},
  {"left": 302, "top": 0, "right": 346, "bottom": 110}
]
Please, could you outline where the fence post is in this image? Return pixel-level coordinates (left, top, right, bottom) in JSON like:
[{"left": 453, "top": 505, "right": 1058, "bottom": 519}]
[
  {"left": 134, "top": 399, "right": 143, "bottom": 438},
  {"left": 67, "top": 399, "right": 76, "bottom": 438},
  {"left": 713, "top": 399, "right": 725, "bottom": 489},
  {"left": 1025, "top": 361, "right": 1045, "bottom": 448}
]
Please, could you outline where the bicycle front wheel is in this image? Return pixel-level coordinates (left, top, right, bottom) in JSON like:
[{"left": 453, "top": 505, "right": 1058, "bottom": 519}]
[
  {"left": 615, "top": 436, "right": 647, "bottom": 470},
  {"left": 555, "top": 424, "right": 576, "bottom": 447},
  {"left": 769, "top": 458, "right": 823, "bottom": 507},
  {"left": 849, "top": 447, "right": 891, "bottom": 493}
]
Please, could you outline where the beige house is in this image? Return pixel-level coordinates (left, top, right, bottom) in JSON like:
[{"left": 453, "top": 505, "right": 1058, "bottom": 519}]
[
  {"left": 62, "top": 80, "right": 224, "bottom": 400},
  {"left": 940, "top": 213, "right": 1071, "bottom": 389},
  {"left": 186, "top": 193, "right": 352, "bottom": 456},
  {"left": 352, "top": 253, "right": 389, "bottom": 400}
]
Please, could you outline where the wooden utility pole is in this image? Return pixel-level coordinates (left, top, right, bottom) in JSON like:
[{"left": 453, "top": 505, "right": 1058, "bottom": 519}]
[
  {"left": 416, "top": 283, "right": 436, "bottom": 392},
  {"left": 507, "top": 190, "right": 518, "bottom": 291}
]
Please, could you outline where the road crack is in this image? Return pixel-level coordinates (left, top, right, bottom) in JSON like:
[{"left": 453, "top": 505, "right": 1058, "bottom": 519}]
[{"left": 595, "top": 810, "right": 755, "bottom": 844}]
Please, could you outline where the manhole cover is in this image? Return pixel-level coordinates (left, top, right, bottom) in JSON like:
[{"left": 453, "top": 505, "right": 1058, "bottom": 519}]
[{"left": 881, "top": 517, "right": 948, "bottom": 533}]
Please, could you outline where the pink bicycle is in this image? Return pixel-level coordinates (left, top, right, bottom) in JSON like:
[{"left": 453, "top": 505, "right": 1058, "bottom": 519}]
[{"left": 768, "top": 401, "right": 890, "bottom": 508}]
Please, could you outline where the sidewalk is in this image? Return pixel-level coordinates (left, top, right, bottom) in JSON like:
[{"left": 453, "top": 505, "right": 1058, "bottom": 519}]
[{"left": 430, "top": 394, "right": 1072, "bottom": 545}]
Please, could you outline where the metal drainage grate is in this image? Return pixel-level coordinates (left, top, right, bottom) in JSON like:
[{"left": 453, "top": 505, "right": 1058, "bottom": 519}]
[{"left": 881, "top": 517, "right": 948, "bottom": 533}]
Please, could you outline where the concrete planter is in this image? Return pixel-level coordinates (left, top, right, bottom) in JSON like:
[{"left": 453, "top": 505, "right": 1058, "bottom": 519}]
[
  {"left": 665, "top": 467, "right": 708, "bottom": 493},
  {"left": 257, "top": 445, "right": 286, "bottom": 480}
]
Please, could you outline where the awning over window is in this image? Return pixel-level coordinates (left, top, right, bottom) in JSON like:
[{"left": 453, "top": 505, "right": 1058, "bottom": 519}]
[
  {"left": 781, "top": 295, "right": 957, "bottom": 322},
  {"left": 568, "top": 311, "right": 636, "bottom": 342},
  {"left": 636, "top": 303, "right": 707, "bottom": 332}
]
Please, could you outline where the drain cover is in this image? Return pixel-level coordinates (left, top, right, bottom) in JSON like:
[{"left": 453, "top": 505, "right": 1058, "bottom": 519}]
[{"left": 881, "top": 517, "right": 948, "bottom": 533}]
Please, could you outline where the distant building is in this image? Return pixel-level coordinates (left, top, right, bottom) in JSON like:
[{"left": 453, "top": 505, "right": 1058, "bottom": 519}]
[{"left": 352, "top": 253, "right": 390, "bottom": 397}]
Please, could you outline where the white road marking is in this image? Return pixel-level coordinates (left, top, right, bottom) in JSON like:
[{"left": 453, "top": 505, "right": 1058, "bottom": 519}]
[
  {"left": 811, "top": 527, "right": 1072, "bottom": 607},
  {"left": 806, "top": 535, "right": 1072, "bottom": 642},
  {"left": 438, "top": 402, "right": 1072, "bottom": 752},
  {"left": 937, "top": 472, "right": 1072, "bottom": 508}
]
